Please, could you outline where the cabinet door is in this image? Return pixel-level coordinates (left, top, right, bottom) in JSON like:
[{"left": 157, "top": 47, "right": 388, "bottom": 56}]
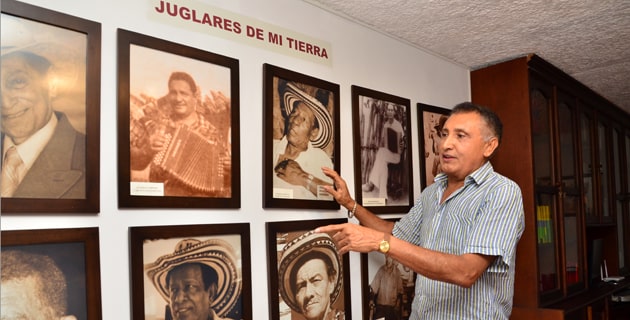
[
  {"left": 530, "top": 77, "right": 561, "bottom": 299},
  {"left": 556, "top": 93, "right": 585, "bottom": 293}
]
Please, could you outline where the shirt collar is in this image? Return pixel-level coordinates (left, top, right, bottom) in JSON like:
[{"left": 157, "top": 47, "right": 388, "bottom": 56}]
[
  {"left": 3, "top": 113, "right": 57, "bottom": 171},
  {"left": 433, "top": 161, "right": 494, "bottom": 186}
]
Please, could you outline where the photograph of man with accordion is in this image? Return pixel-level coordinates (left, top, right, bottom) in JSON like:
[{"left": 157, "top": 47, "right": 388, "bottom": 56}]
[{"left": 128, "top": 45, "right": 232, "bottom": 198}]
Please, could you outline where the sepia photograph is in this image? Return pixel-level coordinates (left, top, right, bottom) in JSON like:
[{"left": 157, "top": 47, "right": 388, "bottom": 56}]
[
  {"left": 130, "top": 223, "right": 252, "bottom": 320},
  {"left": 352, "top": 86, "right": 413, "bottom": 214},
  {"left": 117, "top": 29, "right": 240, "bottom": 208},
  {"left": 1, "top": 0, "right": 101, "bottom": 213},
  {"left": 1, "top": 228, "right": 102, "bottom": 320},
  {"left": 266, "top": 219, "right": 351, "bottom": 320},
  {"left": 417, "top": 103, "right": 451, "bottom": 189},
  {"left": 263, "top": 64, "right": 340, "bottom": 209},
  {"left": 361, "top": 219, "right": 416, "bottom": 320}
]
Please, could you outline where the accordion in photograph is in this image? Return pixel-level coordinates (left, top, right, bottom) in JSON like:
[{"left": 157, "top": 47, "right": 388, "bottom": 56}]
[{"left": 152, "top": 125, "right": 227, "bottom": 194}]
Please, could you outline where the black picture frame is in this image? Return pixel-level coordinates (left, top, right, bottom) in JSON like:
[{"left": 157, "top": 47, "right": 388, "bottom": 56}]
[
  {"left": 360, "top": 218, "right": 417, "bottom": 320},
  {"left": 266, "top": 219, "right": 351, "bottom": 320},
  {"left": 262, "top": 63, "right": 341, "bottom": 210},
  {"left": 129, "top": 223, "right": 252, "bottom": 320},
  {"left": 351, "top": 85, "right": 413, "bottom": 214},
  {"left": 1, "top": 227, "right": 102, "bottom": 320},
  {"left": 417, "top": 103, "right": 451, "bottom": 189},
  {"left": 1, "top": 0, "right": 101, "bottom": 213},
  {"left": 117, "top": 29, "right": 240, "bottom": 208}
]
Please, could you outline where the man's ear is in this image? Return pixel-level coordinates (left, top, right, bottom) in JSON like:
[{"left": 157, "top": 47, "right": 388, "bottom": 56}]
[
  {"left": 483, "top": 137, "right": 499, "bottom": 158},
  {"left": 309, "top": 127, "right": 320, "bottom": 141},
  {"left": 47, "top": 70, "right": 59, "bottom": 99},
  {"left": 207, "top": 282, "right": 218, "bottom": 301}
]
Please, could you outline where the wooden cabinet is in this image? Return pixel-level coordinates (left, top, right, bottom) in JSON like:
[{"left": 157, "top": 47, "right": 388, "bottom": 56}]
[{"left": 471, "top": 54, "right": 630, "bottom": 319}]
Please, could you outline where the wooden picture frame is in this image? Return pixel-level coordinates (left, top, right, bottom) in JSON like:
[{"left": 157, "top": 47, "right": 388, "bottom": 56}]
[
  {"left": 117, "top": 29, "right": 240, "bottom": 208},
  {"left": 417, "top": 103, "right": 451, "bottom": 189},
  {"left": 263, "top": 64, "right": 340, "bottom": 209},
  {"left": 1, "top": 0, "right": 101, "bottom": 213},
  {"left": 360, "top": 218, "right": 416, "bottom": 320},
  {"left": 1, "top": 228, "right": 102, "bottom": 320},
  {"left": 352, "top": 85, "right": 413, "bottom": 214},
  {"left": 266, "top": 219, "right": 351, "bottom": 320},
  {"left": 129, "top": 223, "right": 252, "bottom": 320}
]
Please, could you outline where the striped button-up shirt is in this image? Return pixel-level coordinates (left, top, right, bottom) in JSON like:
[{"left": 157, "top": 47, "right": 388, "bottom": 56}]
[{"left": 392, "top": 161, "right": 524, "bottom": 319}]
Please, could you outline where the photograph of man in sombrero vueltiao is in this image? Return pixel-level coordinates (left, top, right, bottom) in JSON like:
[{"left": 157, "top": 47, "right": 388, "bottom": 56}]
[
  {"left": 271, "top": 78, "right": 335, "bottom": 201},
  {"left": 144, "top": 237, "right": 242, "bottom": 320},
  {"left": 1, "top": 14, "right": 87, "bottom": 199},
  {"left": 278, "top": 231, "right": 345, "bottom": 320}
]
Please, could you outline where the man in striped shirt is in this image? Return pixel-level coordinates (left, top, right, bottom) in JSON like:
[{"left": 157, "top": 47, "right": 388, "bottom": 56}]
[{"left": 317, "top": 102, "right": 524, "bottom": 319}]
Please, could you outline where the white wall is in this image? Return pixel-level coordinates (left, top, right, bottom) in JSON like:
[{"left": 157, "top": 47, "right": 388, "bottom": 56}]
[{"left": 1, "top": 0, "right": 470, "bottom": 318}]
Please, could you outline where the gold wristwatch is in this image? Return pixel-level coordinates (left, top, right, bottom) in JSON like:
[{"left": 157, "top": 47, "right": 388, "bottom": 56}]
[{"left": 378, "top": 233, "right": 391, "bottom": 253}]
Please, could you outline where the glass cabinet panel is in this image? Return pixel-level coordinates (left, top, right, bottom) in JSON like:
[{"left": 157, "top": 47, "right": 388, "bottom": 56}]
[
  {"left": 537, "top": 193, "right": 558, "bottom": 293},
  {"left": 564, "top": 213, "right": 581, "bottom": 285},
  {"left": 531, "top": 88, "right": 553, "bottom": 187},
  {"left": 597, "top": 121, "right": 611, "bottom": 221},
  {"left": 613, "top": 129, "right": 625, "bottom": 271},
  {"left": 558, "top": 102, "right": 577, "bottom": 189},
  {"left": 580, "top": 112, "right": 595, "bottom": 221}
]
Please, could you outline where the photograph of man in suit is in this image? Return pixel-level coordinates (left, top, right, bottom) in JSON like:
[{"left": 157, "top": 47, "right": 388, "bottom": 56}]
[{"left": 1, "top": 15, "right": 87, "bottom": 199}]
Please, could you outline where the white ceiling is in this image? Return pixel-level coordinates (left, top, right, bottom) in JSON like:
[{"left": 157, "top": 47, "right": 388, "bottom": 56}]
[{"left": 305, "top": 0, "right": 630, "bottom": 115}]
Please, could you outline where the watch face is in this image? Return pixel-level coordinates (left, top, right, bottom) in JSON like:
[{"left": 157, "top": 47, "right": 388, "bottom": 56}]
[{"left": 379, "top": 240, "right": 390, "bottom": 253}]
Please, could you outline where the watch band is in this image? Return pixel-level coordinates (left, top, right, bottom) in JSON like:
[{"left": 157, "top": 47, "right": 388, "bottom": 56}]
[{"left": 347, "top": 201, "right": 357, "bottom": 219}]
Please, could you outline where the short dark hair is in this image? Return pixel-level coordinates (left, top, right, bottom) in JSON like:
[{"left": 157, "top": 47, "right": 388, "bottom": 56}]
[
  {"left": 166, "top": 262, "right": 218, "bottom": 292},
  {"left": 168, "top": 71, "right": 198, "bottom": 94},
  {"left": 451, "top": 102, "right": 503, "bottom": 144},
  {"left": 1, "top": 250, "right": 68, "bottom": 317},
  {"left": 289, "top": 250, "right": 337, "bottom": 293}
]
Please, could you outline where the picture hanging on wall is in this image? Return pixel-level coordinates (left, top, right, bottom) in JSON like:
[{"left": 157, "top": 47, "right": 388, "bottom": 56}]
[
  {"left": 117, "top": 29, "right": 241, "bottom": 208},
  {"left": 361, "top": 218, "right": 417, "bottom": 320},
  {"left": 1, "top": 227, "right": 103, "bottom": 320},
  {"left": 130, "top": 223, "right": 252, "bottom": 320},
  {"left": 1, "top": 0, "right": 101, "bottom": 213},
  {"left": 351, "top": 85, "right": 413, "bottom": 214},
  {"left": 417, "top": 103, "right": 451, "bottom": 189},
  {"left": 266, "top": 219, "right": 351, "bottom": 320},
  {"left": 262, "top": 63, "right": 341, "bottom": 209}
]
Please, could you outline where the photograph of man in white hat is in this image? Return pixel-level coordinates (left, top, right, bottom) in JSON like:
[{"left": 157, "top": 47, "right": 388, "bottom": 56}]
[
  {"left": 144, "top": 237, "right": 243, "bottom": 320},
  {"left": 271, "top": 79, "right": 335, "bottom": 201},
  {"left": 1, "top": 13, "right": 87, "bottom": 199}
]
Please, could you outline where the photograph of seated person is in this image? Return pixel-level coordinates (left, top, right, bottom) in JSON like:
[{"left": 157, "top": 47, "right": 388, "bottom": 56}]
[
  {"left": 129, "top": 69, "right": 232, "bottom": 198},
  {"left": 278, "top": 231, "right": 345, "bottom": 320},
  {"left": 145, "top": 238, "right": 242, "bottom": 320},
  {"left": 272, "top": 80, "right": 334, "bottom": 200},
  {"left": 1, "top": 250, "right": 78, "bottom": 320},
  {"left": 1, "top": 16, "right": 87, "bottom": 199}
]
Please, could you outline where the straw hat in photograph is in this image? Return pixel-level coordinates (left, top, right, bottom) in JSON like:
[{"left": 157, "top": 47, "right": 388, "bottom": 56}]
[
  {"left": 282, "top": 82, "right": 333, "bottom": 150},
  {"left": 277, "top": 230, "right": 343, "bottom": 313},
  {"left": 145, "top": 238, "right": 241, "bottom": 317}
]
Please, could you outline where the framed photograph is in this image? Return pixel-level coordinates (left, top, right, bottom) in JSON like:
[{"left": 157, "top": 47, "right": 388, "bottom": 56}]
[
  {"left": 263, "top": 64, "right": 340, "bottom": 209},
  {"left": 1, "top": 0, "right": 101, "bottom": 213},
  {"left": 130, "top": 223, "right": 252, "bottom": 320},
  {"left": 361, "top": 218, "right": 416, "bottom": 320},
  {"left": 266, "top": 219, "right": 351, "bottom": 320},
  {"left": 352, "top": 85, "right": 413, "bottom": 214},
  {"left": 418, "top": 103, "right": 451, "bottom": 189},
  {"left": 117, "top": 29, "right": 240, "bottom": 208},
  {"left": 1, "top": 227, "right": 102, "bottom": 320}
]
